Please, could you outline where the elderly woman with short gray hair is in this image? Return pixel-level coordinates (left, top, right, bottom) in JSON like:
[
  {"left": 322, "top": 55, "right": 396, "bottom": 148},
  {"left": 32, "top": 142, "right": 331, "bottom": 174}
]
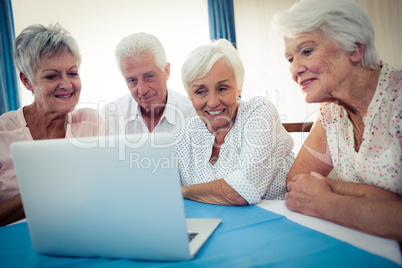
[
  {"left": 0, "top": 23, "right": 110, "bottom": 226},
  {"left": 176, "top": 39, "right": 294, "bottom": 206},
  {"left": 274, "top": 0, "right": 402, "bottom": 241}
]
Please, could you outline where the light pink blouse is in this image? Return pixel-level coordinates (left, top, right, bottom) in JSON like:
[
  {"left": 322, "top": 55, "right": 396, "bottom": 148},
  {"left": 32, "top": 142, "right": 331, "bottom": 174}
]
[{"left": 0, "top": 107, "right": 111, "bottom": 201}]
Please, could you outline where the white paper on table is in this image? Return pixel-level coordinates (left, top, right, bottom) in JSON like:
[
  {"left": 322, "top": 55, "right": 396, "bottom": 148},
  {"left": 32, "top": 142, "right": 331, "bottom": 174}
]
[{"left": 257, "top": 200, "right": 402, "bottom": 266}]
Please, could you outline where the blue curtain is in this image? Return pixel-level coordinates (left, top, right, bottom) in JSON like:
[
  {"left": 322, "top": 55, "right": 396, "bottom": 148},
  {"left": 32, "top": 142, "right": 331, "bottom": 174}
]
[
  {"left": 0, "top": 0, "right": 20, "bottom": 115},
  {"left": 208, "top": 0, "right": 237, "bottom": 48}
]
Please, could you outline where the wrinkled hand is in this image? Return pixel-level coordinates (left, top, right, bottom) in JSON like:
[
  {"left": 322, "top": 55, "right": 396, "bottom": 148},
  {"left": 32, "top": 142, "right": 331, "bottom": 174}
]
[
  {"left": 285, "top": 172, "right": 334, "bottom": 218},
  {"left": 327, "top": 178, "right": 402, "bottom": 201}
]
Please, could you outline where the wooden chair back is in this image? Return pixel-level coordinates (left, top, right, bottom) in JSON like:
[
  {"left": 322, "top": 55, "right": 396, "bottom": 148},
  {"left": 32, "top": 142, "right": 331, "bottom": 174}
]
[{"left": 282, "top": 122, "right": 313, "bottom": 133}]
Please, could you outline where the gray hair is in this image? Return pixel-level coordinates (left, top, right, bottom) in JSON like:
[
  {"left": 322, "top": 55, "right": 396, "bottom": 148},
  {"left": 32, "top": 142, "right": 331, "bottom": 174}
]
[
  {"left": 13, "top": 23, "right": 81, "bottom": 84},
  {"left": 273, "top": 0, "right": 380, "bottom": 69},
  {"left": 182, "top": 39, "right": 244, "bottom": 93},
  {"left": 115, "top": 32, "right": 167, "bottom": 73}
]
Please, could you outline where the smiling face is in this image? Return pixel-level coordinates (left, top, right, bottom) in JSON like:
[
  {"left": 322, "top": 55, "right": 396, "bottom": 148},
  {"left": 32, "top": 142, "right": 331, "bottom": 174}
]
[
  {"left": 284, "top": 30, "right": 353, "bottom": 103},
  {"left": 120, "top": 53, "right": 170, "bottom": 113},
  {"left": 188, "top": 60, "right": 240, "bottom": 134},
  {"left": 23, "top": 52, "right": 81, "bottom": 114}
]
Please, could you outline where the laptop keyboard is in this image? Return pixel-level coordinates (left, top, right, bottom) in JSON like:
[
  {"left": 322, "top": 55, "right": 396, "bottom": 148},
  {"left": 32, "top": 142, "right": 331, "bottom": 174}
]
[{"left": 188, "top": 232, "right": 198, "bottom": 242}]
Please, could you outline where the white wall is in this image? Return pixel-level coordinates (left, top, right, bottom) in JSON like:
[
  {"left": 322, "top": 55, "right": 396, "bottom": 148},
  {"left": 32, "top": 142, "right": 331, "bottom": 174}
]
[
  {"left": 233, "top": 0, "right": 402, "bottom": 153},
  {"left": 234, "top": 0, "right": 401, "bottom": 121},
  {"left": 234, "top": 0, "right": 321, "bottom": 125},
  {"left": 11, "top": 0, "right": 401, "bottom": 154},
  {"left": 12, "top": 0, "right": 210, "bottom": 109}
]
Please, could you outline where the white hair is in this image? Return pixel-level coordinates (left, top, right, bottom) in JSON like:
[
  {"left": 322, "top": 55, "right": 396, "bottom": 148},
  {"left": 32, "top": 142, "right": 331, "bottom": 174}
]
[
  {"left": 13, "top": 23, "right": 81, "bottom": 84},
  {"left": 273, "top": 0, "right": 380, "bottom": 69},
  {"left": 115, "top": 32, "right": 167, "bottom": 74},
  {"left": 181, "top": 39, "right": 244, "bottom": 93}
]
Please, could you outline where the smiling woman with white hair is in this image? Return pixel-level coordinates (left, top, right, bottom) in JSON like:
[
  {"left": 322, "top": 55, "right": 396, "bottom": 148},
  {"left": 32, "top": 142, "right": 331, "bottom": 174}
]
[
  {"left": 0, "top": 23, "right": 110, "bottom": 226},
  {"left": 274, "top": 0, "right": 402, "bottom": 241},
  {"left": 176, "top": 39, "right": 294, "bottom": 206}
]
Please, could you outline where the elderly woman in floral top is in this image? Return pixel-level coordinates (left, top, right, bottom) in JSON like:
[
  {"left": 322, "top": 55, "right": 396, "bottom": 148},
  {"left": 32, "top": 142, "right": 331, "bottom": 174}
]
[{"left": 274, "top": 0, "right": 402, "bottom": 241}]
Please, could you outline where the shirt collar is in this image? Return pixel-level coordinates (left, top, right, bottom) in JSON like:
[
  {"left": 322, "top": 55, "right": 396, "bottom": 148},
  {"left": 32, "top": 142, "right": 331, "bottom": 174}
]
[
  {"left": 128, "top": 87, "right": 178, "bottom": 126},
  {"left": 130, "top": 96, "right": 141, "bottom": 119},
  {"left": 163, "top": 88, "right": 180, "bottom": 126}
]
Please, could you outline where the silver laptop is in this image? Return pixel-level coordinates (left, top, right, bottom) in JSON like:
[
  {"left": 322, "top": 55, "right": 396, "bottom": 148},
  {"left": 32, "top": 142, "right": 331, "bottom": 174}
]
[{"left": 11, "top": 133, "right": 221, "bottom": 261}]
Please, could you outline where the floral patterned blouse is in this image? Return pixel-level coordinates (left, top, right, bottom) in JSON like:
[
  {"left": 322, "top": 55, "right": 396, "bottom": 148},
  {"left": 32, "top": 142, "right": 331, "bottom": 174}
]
[{"left": 320, "top": 62, "right": 402, "bottom": 194}]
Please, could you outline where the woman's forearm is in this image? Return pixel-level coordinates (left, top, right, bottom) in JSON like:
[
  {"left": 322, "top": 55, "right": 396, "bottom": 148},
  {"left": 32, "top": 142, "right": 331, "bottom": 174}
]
[
  {"left": 322, "top": 193, "right": 402, "bottom": 241},
  {"left": 327, "top": 178, "right": 401, "bottom": 201},
  {"left": 286, "top": 172, "right": 402, "bottom": 241},
  {"left": 0, "top": 194, "right": 25, "bottom": 226},
  {"left": 182, "top": 179, "right": 248, "bottom": 206}
]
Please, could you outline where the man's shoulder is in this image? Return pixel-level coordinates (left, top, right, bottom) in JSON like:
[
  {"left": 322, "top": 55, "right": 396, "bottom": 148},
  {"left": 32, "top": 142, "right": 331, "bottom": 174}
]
[
  {"left": 108, "top": 94, "right": 133, "bottom": 106},
  {"left": 167, "top": 89, "right": 194, "bottom": 111},
  {"left": 166, "top": 89, "right": 194, "bottom": 116},
  {"left": 168, "top": 89, "right": 190, "bottom": 103}
]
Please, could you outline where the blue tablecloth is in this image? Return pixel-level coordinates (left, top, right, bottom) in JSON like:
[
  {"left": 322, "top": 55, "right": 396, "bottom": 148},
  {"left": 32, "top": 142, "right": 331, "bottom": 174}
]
[{"left": 0, "top": 199, "right": 399, "bottom": 267}]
